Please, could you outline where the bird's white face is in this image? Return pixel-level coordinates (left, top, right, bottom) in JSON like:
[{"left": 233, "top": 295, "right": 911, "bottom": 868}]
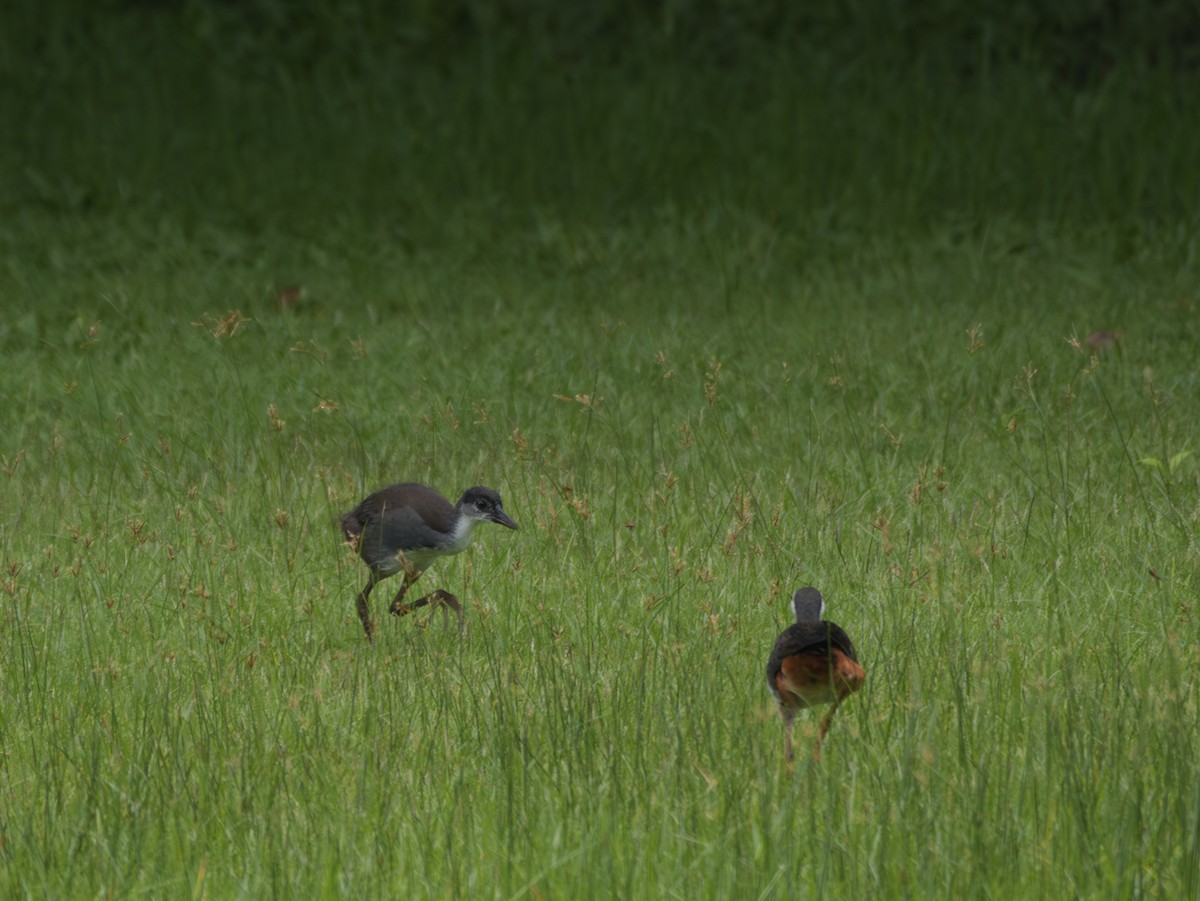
[
  {"left": 460, "top": 489, "right": 519, "bottom": 530},
  {"left": 465, "top": 495, "right": 497, "bottom": 522}
]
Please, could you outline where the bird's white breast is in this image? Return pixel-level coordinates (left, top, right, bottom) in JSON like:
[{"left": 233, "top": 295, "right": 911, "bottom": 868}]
[{"left": 384, "top": 517, "right": 477, "bottom": 577}]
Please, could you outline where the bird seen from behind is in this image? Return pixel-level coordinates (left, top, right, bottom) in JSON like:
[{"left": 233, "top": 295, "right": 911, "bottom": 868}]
[{"left": 766, "top": 587, "right": 865, "bottom": 763}]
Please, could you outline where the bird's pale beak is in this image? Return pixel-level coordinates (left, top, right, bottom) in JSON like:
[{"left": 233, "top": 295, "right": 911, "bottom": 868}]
[{"left": 490, "top": 508, "right": 519, "bottom": 530}]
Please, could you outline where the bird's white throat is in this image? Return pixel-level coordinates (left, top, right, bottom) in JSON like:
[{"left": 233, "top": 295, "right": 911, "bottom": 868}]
[{"left": 444, "top": 515, "right": 477, "bottom": 555}]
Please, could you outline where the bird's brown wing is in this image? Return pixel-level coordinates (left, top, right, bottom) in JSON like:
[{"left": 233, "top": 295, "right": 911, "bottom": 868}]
[{"left": 766, "top": 621, "right": 859, "bottom": 693}]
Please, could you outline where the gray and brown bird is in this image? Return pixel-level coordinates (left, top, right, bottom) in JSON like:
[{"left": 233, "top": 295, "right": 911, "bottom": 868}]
[
  {"left": 766, "top": 587, "right": 865, "bottom": 762},
  {"left": 340, "top": 482, "right": 518, "bottom": 640}
]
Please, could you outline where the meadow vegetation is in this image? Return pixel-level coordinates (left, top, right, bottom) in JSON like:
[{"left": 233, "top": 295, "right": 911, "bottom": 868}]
[{"left": 1, "top": 1, "right": 1198, "bottom": 896}]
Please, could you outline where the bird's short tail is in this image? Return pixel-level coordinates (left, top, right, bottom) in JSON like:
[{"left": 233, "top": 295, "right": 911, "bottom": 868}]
[{"left": 339, "top": 511, "right": 363, "bottom": 542}]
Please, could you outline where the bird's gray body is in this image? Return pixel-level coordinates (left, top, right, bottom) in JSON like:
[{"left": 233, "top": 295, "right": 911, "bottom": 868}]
[
  {"left": 341, "top": 482, "right": 518, "bottom": 640},
  {"left": 342, "top": 483, "right": 479, "bottom": 578}
]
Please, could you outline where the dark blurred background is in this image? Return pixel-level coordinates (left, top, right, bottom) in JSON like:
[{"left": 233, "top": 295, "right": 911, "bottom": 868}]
[{"left": 2, "top": 0, "right": 1197, "bottom": 242}]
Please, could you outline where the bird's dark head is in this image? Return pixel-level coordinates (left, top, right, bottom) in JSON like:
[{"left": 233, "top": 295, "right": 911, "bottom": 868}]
[
  {"left": 791, "top": 587, "right": 825, "bottom": 622},
  {"left": 458, "top": 486, "right": 519, "bottom": 530}
]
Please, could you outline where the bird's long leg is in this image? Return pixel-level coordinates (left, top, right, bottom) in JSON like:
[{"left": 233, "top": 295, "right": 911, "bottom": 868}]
[
  {"left": 356, "top": 577, "right": 377, "bottom": 641},
  {"left": 781, "top": 708, "right": 796, "bottom": 765},
  {"left": 392, "top": 588, "right": 464, "bottom": 635},
  {"left": 812, "top": 700, "right": 842, "bottom": 762},
  {"left": 432, "top": 590, "right": 464, "bottom": 634},
  {"left": 387, "top": 572, "right": 417, "bottom": 617}
]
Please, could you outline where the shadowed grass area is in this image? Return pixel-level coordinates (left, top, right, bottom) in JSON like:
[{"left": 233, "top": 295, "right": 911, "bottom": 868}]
[
  {"left": 4, "top": 1, "right": 1198, "bottom": 232},
  {"left": 2, "top": 2, "right": 1199, "bottom": 898}
]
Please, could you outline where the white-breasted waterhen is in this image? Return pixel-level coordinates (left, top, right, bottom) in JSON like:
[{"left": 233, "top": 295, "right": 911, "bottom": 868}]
[
  {"left": 766, "top": 587, "right": 865, "bottom": 762},
  {"left": 341, "top": 483, "right": 518, "bottom": 640}
]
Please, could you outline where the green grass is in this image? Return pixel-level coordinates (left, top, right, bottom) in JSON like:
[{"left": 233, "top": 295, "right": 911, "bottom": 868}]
[
  {"left": 4, "top": 213, "right": 1198, "bottom": 898},
  {"left": 3, "top": 4, "right": 1200, "bottom": 898}
]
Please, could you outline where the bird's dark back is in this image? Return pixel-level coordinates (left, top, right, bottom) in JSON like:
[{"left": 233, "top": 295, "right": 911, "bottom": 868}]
[
  {"left": 341, "top": 483, "right": 457, "bottom": 540},
  {"left": 766, "top": 621, "right": 859, "bottom": 686}
]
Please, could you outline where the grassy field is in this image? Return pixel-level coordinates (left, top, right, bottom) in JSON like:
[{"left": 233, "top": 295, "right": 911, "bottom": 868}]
[{"left": 3, "top": 3, "right": 1200, "bottom": 898}]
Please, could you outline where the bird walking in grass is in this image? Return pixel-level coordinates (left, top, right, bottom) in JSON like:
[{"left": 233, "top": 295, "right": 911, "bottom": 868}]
[
  {"left": 766, "top": 587, "right": 865, "bottom": 763},
  {"left": 340, "top": 482, "right": 518, "bottom": 640}
]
